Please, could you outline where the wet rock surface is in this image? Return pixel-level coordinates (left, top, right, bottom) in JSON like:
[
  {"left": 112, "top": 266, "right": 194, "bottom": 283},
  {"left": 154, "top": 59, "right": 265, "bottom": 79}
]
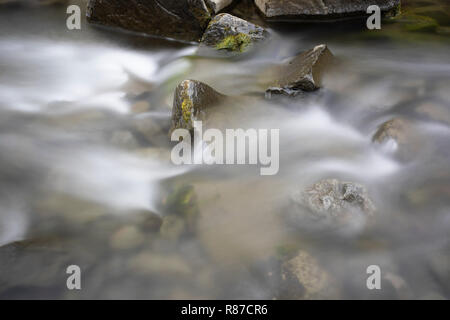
[
  {"left": 87, "top": 0, "right": 214, "bottom": 42},
  {"left": 170, "top": 80, "right": 226, "bottom": 133},
  {"left": 265, "top": 44, "right": 334, "bottom": 96},
  {"left": 199, "top": 13, "right": 269, "bottom": 56},
  {"left": 255, "top": 0, "right": 401, "bottom": 21},
  {"left": 372, "top": 118, "right": 424, "bottom": 161},
  {"left": 288, "top": 179, "right": 375, "bottom": 232}
]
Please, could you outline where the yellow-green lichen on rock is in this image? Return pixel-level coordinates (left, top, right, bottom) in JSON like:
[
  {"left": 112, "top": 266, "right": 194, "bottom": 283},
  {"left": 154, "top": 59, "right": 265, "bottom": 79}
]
[
  {"left": 216, "top": 33, "right": 252, "bottom": 52},
  {"left": 169, "top": 80, "right": 226, "bottom": 134},
  {"left": 181, "top": 98, "right": 193, "bottom": 124},
  {"left": 199, "top": 13, "right": 268, "bottom": 56}
]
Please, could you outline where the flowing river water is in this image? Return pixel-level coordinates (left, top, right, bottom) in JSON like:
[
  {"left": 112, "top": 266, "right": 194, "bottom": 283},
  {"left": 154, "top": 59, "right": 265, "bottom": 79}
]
[{"left": 0, "top": 0, "right": 449, "bottom": 299}]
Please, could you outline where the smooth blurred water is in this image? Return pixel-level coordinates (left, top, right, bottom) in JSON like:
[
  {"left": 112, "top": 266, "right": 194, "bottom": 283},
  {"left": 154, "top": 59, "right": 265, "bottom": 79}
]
[{"left": 0, "top": 0, "right": 449, "bottom": 299}]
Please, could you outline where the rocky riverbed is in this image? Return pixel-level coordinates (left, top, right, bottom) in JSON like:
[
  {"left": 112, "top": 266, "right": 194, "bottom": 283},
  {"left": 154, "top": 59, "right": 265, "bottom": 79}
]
[{"left": 0, "top": 0, "right": 449, "bottom": 299}]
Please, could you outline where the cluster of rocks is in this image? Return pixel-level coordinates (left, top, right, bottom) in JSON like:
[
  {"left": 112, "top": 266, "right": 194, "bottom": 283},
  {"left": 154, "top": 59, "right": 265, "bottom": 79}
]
[
  {"left": 84, "top": 0, "right": 405, "bottom": 134},
  {"left": 169, "top": 43, "right": 335, "bottom": 132},
  {"left": 86, "top": 1, "right": 401, "bottom": 51},
  {"left": 87, "top": 0, "right": 270, "bottom": 54}
]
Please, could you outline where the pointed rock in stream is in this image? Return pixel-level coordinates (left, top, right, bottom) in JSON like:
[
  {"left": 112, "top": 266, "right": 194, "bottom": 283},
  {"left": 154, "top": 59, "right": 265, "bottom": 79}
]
[
  {"left": 87, "top": 0, "right": 235, "bottom": 42},
  {"left": 265, "top": 44, "right": 334, "bottom": 97},
  {"left": 199, "top": 13, "right": 269, "bottom": 56},
  {"left": 170, "top": 80, "right": 226, "bottom": 134},
  {"left": 255, "top": 0, "right": 401, "bottom": 21}
]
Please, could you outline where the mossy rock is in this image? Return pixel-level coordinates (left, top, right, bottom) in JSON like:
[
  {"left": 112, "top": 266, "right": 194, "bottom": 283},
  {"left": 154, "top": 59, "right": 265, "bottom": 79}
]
[
  {"left": 216, "top": 33, "right": 253, "bottom": 52},
  {"left": 169, "top": 80, "right": 226, "bottom": 134},
  {"left": 199, "top": 13, "right": 269, "bottom": 56}
]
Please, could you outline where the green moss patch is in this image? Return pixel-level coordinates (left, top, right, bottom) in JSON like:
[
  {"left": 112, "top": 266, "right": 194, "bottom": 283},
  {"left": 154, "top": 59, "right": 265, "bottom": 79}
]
[
  {"left": 216, "top": 33, "right": 252, "bottom": 52},
  {"left": 181, "top": 98, "right": 193, "bottom": 124}
]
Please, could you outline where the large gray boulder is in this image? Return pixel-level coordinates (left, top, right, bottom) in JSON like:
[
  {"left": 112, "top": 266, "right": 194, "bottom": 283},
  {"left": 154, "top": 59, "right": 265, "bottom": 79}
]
[
  {"left": 87, "top": 0, "right": 234, "bottom": 42},
  {"left": 255, "top": 0, "right": 401, "bottom": 21}
]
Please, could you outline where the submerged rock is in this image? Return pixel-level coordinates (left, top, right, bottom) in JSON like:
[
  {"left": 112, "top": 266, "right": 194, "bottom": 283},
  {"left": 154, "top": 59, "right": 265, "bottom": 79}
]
[
  {"left": 265, "top": 44, "right": 334, "bottom": 97},
  {"left": 110, "top": 130, "right": 140, "bottom": 149},
  {"left": 87, "top": 0, "right": 232, "bottom": 42},
  {"left": 170, "top": 80, "right": 226, "bottom": 134},
  {"left": 288, "top": 179, "right": 375, "bottom": 232},
  {"left": 159, "top": 183, "right": 201, "bottom": 240},
  {"left": 279, "top": 250, "right": 338, "bottom": 299},
  {"left": 128, "top": 252, "right": 192, "bottom": 277},
  {"left": 372, "top": 118, "right": 423, "bottom": 161},
  {"left": 199, "top": 13, "right": 269, "bottom": 55},
  {"left": 133, "top": 114, "right": 171, "bottom": 147},
  {"left": 255, "top": 0, "right": 401, "bottom": 21},
  {"left": 414, "top": 100, "right": 450, "bottom": 126},
  {"left": 110, "top": 225, "right": 145, "bottom": 250},
  {"left": 373, "top": 118, "right": 411, "bottom": 144}
]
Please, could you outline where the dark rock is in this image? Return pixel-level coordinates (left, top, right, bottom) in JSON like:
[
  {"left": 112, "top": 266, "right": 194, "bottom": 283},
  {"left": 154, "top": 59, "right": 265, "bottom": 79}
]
[
  {"left": 288, "top": 179, "right": 375, "bottom": 232},
  {"left": 87, "top": 0, "right": 231, "bottom": 43},
  {"left": 225, "top": 0, "right": 267, "bottom": 26},
  {"left": 255, "top": 0, "right": 401, "bottom": 21},
  {"left": 265, "top": 44, "right": 334, "bottom": 97},
  {"left": 199, "top": 13, "right": 269, "bottom": 55},
  {"left": 170, "top": 80, "right": 226, "bottom": 134}
]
